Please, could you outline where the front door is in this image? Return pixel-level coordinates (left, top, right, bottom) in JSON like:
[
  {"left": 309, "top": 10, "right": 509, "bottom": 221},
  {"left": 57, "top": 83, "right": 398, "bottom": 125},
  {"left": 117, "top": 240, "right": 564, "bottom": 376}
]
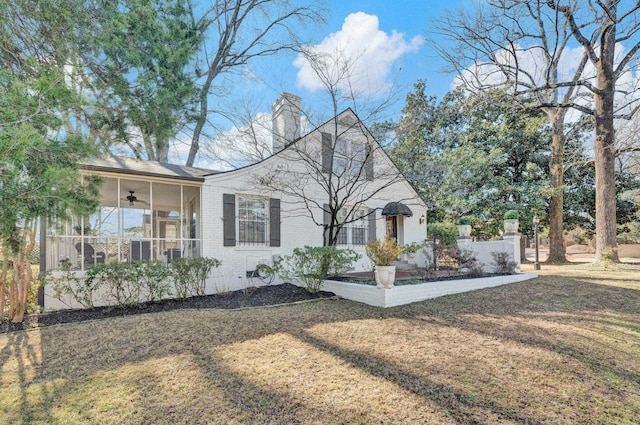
[{"left": 385, "top": 216, "right": 397, "bottom": 239}]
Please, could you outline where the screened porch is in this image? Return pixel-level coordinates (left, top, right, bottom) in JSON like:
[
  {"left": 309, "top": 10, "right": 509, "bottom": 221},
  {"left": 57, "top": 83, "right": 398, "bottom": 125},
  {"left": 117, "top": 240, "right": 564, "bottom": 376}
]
[{"left": 45, "top": 175, "right": 202, "bottom": 271}]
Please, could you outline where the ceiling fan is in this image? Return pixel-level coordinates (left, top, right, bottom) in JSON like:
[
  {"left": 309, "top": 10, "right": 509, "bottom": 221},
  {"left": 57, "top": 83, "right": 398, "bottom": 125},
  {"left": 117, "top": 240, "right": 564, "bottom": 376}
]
[{"left": 124, "top": 191, "right": 148, "bottom": 206}]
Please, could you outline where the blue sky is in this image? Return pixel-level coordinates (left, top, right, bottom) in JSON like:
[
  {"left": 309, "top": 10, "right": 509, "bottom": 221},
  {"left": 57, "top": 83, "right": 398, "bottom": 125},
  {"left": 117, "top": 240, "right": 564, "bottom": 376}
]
[
  {"left": 183, "top": 0, "right": 475, "bottom": 167},
  {"left": 183, "top": 0, "right": 640, "bottom": 169},
  {"left": 315, "top": 0, "right": 467, "bottom": 99},
  {"left": 238, "top": 0, "right": 470, "bottom": 118}
]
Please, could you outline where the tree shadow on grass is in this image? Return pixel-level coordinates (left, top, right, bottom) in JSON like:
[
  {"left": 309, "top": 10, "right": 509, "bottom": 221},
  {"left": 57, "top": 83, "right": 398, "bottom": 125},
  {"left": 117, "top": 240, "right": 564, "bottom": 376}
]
[
  {"left": 1, "top": 275, "right": 639, "bottom": 423},
  {"left": 294, "top": 328, "right": 546, "bottom": 425},
  {"left": 391, "top": 275, "right": 640, "bottom": 421}
]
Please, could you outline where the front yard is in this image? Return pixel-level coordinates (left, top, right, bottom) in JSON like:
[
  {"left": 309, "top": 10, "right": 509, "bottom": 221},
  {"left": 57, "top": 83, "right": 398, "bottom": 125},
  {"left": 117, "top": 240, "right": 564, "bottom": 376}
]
[{"left": 1, "top": 263, "right": 639, "bottom": 424}]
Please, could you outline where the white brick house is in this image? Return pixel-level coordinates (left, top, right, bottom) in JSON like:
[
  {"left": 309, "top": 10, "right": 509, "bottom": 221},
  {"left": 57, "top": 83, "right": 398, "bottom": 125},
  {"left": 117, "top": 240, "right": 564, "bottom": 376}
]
[{"left": 41, "top": 94, "right": 427, "bottom": 308}]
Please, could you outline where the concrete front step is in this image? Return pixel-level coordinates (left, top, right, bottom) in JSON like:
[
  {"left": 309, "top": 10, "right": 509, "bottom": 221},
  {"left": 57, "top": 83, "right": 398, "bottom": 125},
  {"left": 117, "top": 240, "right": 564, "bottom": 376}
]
[{"left": 392, "top": 260, "right": 418, "bottom": 271}]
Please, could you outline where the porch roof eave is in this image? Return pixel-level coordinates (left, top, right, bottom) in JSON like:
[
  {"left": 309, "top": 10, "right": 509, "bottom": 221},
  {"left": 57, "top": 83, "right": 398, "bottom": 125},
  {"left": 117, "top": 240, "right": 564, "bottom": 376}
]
[{"left": 80, "top": 157, "right": 218, "bottom": 183}]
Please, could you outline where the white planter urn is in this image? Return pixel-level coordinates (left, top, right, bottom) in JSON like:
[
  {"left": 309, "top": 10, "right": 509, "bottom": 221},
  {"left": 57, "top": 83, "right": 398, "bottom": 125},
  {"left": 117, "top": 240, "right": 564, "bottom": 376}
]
[
  {"left": 504, "top": 219, "right": 519, "bottom": 234},
  {"left": 404, "top": 252, "right": 416, "bottom": 261},
  {"left": 458, "top": 224, "right": 472, "bottom": 238},
  {"left": 374, "top": 265, "right": 396, "bottom": 289}
]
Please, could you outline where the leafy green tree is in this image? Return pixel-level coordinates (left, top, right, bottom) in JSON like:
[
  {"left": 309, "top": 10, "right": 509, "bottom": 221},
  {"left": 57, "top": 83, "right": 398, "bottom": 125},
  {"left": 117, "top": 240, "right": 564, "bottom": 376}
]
[
  {"left": 390, "top": 84, "right": 549, "bottom": 239},
  {"left": 387, "top": 82, "right": 464, "bottom": 221},
  {"left": 433, "top": 0, "right": 640, "bottom": 262},
  {"left": 460, "top": 91, "right": 549, "bottom": 239},
  {"left": 565, "top": 159, "right": 640, "bottom": 239},
  {"left": 81, "top": 0, "right": 203, "bottom": 161},
  {"left": 2, "top": 0, "right": 324, "bottom": 165},
  {"left": 0, "top": 68, "right": 100, "bottom": 323}
]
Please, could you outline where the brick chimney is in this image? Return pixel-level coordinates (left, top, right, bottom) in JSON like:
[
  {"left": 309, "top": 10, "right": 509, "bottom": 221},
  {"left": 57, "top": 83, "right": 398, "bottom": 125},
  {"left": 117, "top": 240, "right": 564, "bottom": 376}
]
[{"left": 272, "top": 93, "right": 301, "bottom": 153}]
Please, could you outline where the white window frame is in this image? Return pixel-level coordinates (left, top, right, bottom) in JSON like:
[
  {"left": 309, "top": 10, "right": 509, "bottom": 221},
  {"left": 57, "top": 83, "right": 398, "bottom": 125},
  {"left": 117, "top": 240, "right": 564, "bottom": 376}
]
[{"left": 237, "top": 196, "right": 269, "bottom": 246}]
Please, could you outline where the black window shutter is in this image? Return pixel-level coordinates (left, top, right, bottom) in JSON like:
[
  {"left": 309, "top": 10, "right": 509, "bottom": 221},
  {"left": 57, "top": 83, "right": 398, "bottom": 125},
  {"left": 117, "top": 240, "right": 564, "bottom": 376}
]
[
  {"left": 365, "top": 143, "right": 374, "bottom": 181},
  {"left": 223, "top": 193, "right": 236, "bottom": 246},
  {"left": 269, "top": 198, "right": 281, "bottom": 247},
  {"left": 368, "top": 208, "right": 376, "bottom": 242},
  {"left": 321, "top": 132, "right": 332, "bottom": 172}
]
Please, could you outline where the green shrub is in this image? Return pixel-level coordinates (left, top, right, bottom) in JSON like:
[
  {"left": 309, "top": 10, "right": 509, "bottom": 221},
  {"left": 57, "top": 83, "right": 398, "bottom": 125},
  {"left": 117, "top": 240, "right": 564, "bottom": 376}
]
[
  {"left": 566, "top": 226, "right": 591, "bottom": 245},
  {"left": 46, "top": 269, "right": 102, "bottom": 309},
  {"left": 93, "top": 262, "right": 141, "bottom": 306},
  {"left": 503, "top": 210, "right": 519, "bottom": 220},
  {"left": 458, "top": 216, "right": 473, "bottom": 225},
  {"left": 171, "top": 257, "right": 221, "bottom": 298},
  {"left": 136, "top": 260, "right": 173, "bottom": 302},
  {"left": 192, "top": 257, "right": 222, "bottom": 296},
  {"left": 48, "top": 258, "right": 222, "bottom": 307},
  {"left": 366, "top": 237, "right": 404, "bottom": 265},
  {"left": 279, "top": 246, "right": 360, "bottom": 293},
  {"left": 426, "top": 222, "right": 458, "bottom": 246},
  {"left": 617, "top": 221, "right": 640, "bottom": 244},
  {"left": 253, "top": 262, "right": 281, "bottom": 284},
  {"left": 402, "top": 241, "right": 424, "bottom": 254}
]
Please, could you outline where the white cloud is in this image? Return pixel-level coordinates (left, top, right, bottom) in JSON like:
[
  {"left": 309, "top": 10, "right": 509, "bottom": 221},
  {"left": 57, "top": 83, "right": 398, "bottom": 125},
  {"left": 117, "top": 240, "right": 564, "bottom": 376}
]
[
  {"left": 454, "top": 42, "right": 640, "bottom": 122},
  {"left": 186, "top": 112, "right": 310, "bottom": 170},
  {"left": 453, "top": 45, "right": 593, "bottom": 94},
  {"left": 207, "top": 112, "right": 274, "bottom": 169},
  {"left": 294, "top": 12, "right": 423, "bottom": 97}
]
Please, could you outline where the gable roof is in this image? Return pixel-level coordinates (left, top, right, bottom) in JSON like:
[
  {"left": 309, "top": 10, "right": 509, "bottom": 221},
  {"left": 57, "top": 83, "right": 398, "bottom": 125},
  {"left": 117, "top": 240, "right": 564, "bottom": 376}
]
[
  {"left": 81, "top": 157, "right": 216, "bottom": 182},
  {"left": 202, "top": 108, "right": 366, "bottom": 177},
  {"left": 201, "top": 108, "right": 424, "bottom": 202}
]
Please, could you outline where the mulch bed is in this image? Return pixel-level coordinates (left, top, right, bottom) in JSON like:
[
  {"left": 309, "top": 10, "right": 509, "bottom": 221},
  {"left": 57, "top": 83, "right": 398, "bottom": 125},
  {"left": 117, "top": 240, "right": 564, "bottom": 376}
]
[{"left": 0, "top": 283, "right": 335, "bottom": 334}]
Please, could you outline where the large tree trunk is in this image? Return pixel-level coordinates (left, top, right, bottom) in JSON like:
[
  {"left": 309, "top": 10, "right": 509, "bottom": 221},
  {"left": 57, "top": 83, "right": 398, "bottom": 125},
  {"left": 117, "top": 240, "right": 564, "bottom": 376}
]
[
  {"left": 8, "top": 227, "right": 36, "bottom": 323},
  {"left": 593, "top": 74, "right": 618, "bottom": 262},
  {"left": 547, "top": 113, "right": 567, "bottom": 263},
  {"left": 593, "top": 5, "right": 619, "bottom": 263},
  {"left": 187, "top": 66, "right": 217, "bottom": 167},
  {"left": 0, "top": 251, "right": 7, "bottom": 321},
  {"left": 157, "top": 136, "right": 170, "bottom": 163},
  {"left": 186, "top": 91, "right": 207, "bottom": 167}
]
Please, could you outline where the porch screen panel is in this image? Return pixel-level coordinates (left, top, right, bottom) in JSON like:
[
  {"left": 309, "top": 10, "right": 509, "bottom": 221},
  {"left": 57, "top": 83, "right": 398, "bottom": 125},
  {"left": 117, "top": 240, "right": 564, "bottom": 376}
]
[
  {"left": 184, "top": 185, "right": 201, "bottom": 256},
  {"left": 152, "top": 182, "right": 183, "bottom": 261},
  {"left": 53, "top": 176, "right": 203, "bottom": 268}
]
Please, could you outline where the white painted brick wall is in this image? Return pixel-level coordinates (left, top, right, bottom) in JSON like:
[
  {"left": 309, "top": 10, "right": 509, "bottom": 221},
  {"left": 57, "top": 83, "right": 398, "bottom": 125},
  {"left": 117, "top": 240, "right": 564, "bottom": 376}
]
[{"left": 201, "top": 114, "right": 427, "bottom": 294}]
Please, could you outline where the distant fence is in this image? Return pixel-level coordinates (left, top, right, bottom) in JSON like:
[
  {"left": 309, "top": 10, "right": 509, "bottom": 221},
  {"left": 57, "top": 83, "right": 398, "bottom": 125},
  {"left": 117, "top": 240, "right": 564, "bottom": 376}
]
[{"left": 566, "top": 243, "right": 640, "bottom": 259}]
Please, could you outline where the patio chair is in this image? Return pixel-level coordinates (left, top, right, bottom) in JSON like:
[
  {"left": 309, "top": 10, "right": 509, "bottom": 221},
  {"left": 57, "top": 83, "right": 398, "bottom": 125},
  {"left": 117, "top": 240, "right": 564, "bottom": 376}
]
[
  {"left": 129, "top": 240, "right": 151, "bottom": 262},
  {"left": 75, "top": 242, "right": 106, "bottom": 265},
  {"left": 164, "top": 248, "right": 182, "bottom": 263}
]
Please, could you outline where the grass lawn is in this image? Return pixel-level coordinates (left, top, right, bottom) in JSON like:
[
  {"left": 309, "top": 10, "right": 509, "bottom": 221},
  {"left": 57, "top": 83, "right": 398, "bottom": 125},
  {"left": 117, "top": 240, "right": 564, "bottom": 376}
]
[{"left": 1, "top": 263, "right": 639, "bottom": 424}]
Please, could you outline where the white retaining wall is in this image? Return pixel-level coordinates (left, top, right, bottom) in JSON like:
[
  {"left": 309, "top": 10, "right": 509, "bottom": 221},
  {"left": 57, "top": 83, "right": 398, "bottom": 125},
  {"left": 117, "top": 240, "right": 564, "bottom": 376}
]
[
  {"left": 401, "top": 234, "right": 521, "bottom": 274},
  {"left": 322, "top": 273, "right": 537, "bottom": 308},
  {"left": 457, "top": 233, "right": 521, "bottom": 273}
]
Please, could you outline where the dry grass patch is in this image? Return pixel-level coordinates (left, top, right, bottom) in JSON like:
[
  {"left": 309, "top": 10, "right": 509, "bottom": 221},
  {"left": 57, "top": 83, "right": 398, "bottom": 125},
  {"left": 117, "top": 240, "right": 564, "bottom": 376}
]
[{"left": 1, "top": 263, "right": 639, "bottom": 424}]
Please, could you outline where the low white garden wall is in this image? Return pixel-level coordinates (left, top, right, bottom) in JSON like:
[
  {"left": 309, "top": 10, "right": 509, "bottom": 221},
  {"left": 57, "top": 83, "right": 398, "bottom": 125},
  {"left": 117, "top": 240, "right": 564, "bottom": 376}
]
[
  {"left": 458, "top": 235, "right": 521, "bottom": 273},
  {"left": 321, "top": 273, "right": 537, "bottom": 308},
  {"left": 407, "top": 234, "right": 522, "bottom": 274}
]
